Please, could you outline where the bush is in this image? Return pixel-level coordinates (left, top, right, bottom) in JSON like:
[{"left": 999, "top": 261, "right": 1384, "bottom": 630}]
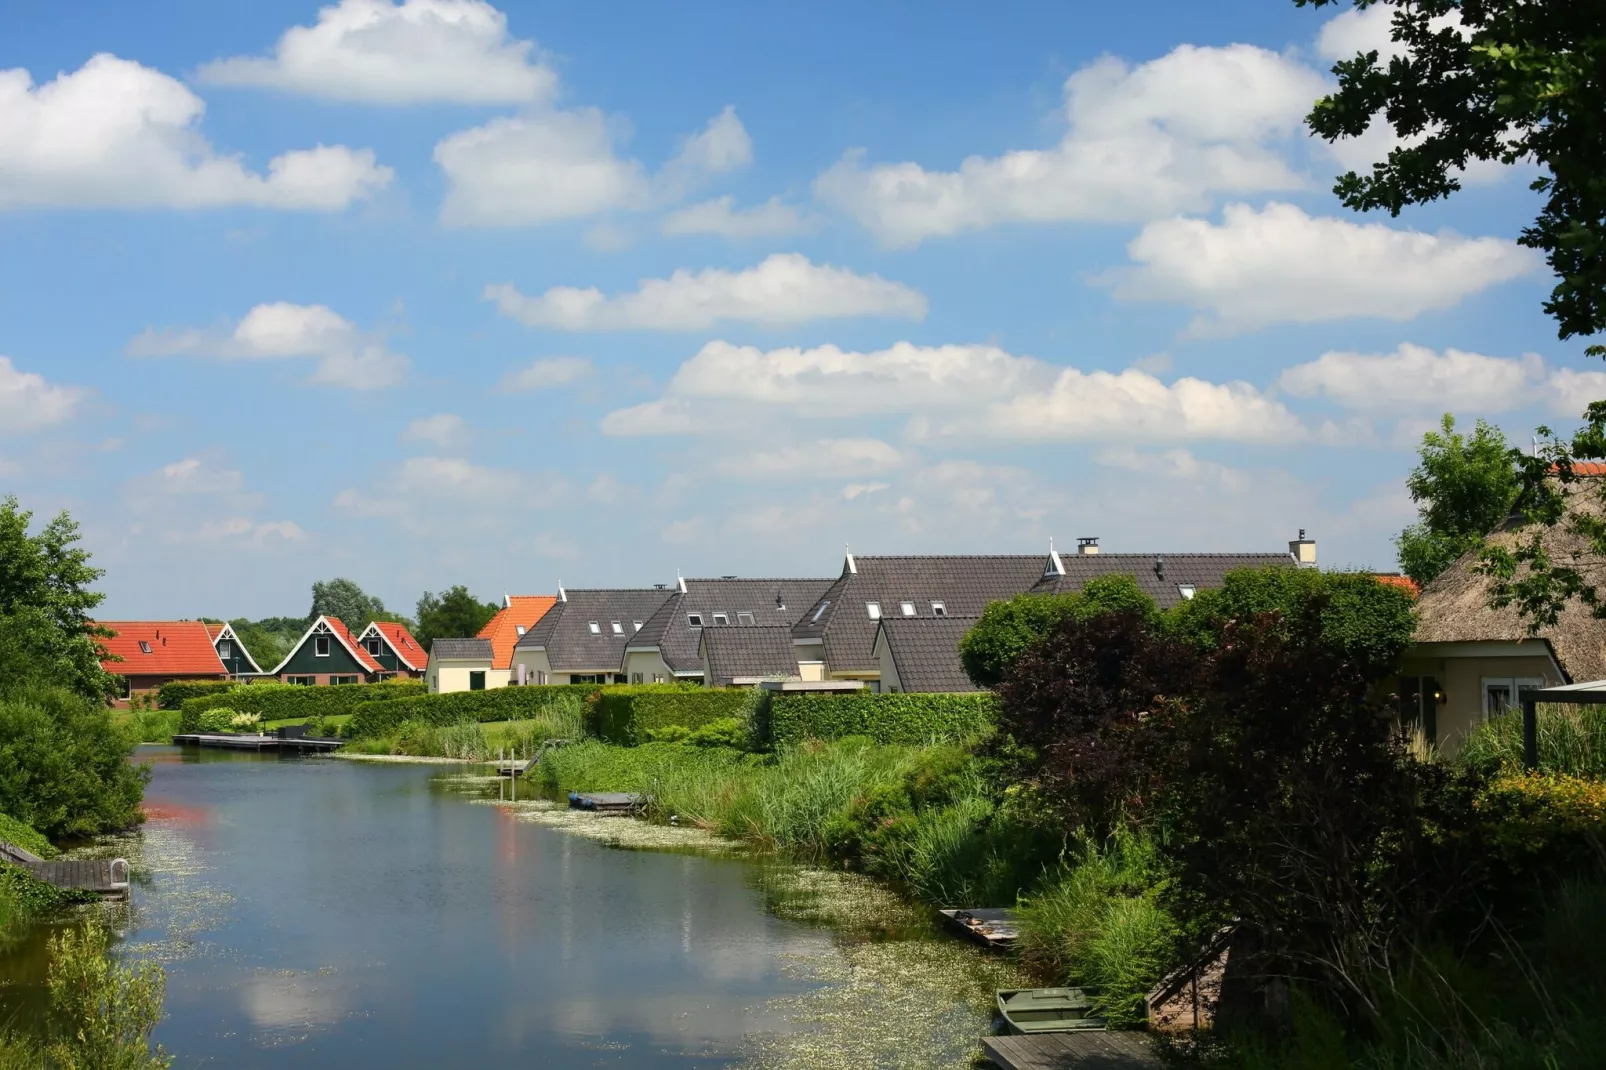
[
  {"left": 1472, "top": 772, "right": 1606, "bottom": 874},
  {"left": 961, "top": 574, "right": 1159, "bottom": 688},
  {"left": 122, "top": 708, "right": 180, "bottom": 745},
  {"left": 0, "top": 684, "right": 148, "bottom": 840},
  {"left": 0, "top": 811, "right": 56, "bottom": 857},
  {"left": 767, "top": 691, "right": 996, "bottom": 747},
  {"left": 196, "top": 708, "right": 236, "bottom": 733},
  {"left": 180, "top": 679, "right": 423, "bottom": 731},
  {"left": 345, "top": 684, "right": 597, "bottom": 739},
  {"left": 154, "top": 679, "right": 236, "bottom": 710},
  {"left": 593, "top": 686, "right": 752, "bottom": 745}
]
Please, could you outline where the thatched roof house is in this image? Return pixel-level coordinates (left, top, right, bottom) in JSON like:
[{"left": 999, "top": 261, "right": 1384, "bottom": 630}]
[{"left": 1405, "top": 477, "right": 1606, "bottom": 751}]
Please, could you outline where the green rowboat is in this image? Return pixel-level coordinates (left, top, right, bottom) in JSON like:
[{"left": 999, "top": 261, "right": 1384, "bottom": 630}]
[{"left": 995, "top": 987, "right": 1106, "bottom": 1034}]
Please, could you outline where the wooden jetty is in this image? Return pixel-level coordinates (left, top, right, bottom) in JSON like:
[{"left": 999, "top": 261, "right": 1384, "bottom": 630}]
[
  {"left": 939, "top": 907, "right": 1020, "bottom": 949},
  {"left": 982, "top": 1032, "right": 1159, "bottom": 1070},
  {"left": 1, "top": 841, "right": 130, "bottom": 901},
  {"left": 568, "top": 791, "right": 646, "bottom": 813},
  {"left": 171, "top": 733, "right": 343, "bottom": 753},
  {"left": 493, "top": 759, "right": 531, "bottom": 777}
]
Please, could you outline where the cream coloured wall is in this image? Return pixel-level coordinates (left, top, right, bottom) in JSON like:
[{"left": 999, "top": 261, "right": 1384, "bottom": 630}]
[
  {"left": 1400, "top": 650, "right": 1564, "bottom": 754},
  {"left": 509, "top": 648, "right": 553, "bottom": 685},
  {"left": 426, "top": 662, "right": 508, "bottom": 694},
  {"left": 622, "top": 649, "right": 674, "bottom": 685},
  {"left": 874, "top": 636, "right": 903, "bottom": 693}
]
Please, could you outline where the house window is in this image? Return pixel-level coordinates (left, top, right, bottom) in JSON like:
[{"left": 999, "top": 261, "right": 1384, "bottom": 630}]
[
  {"left": 1397, "top": 676, "right": 1440, "bottom": 744},
  {"left": 537, "top": 671, "right": 548, "bottom": 685},
  {"left": 633, "top": 621, "right": 643, "bottom": 631},
  {"left": 588, "top": 622, "right": 601, "bottom": 635},
  {"left": 653, "top": 674, "right": 666, "bottom": 683},
  {"left": 737, "top": 611, "right": 755, "bottom": 626},
  {"left": 138, "top": 641, "right": 152, "bottom": 654},
  {"left": 469, "top": 671, "right": 486, "bottom": 691},
  {"left": 632, "top": 672, "right": 643, "bottom": 684},
  {"left": 515, "top": 625, "right": 527, "bottom": 636},
  {"left": 899, "top": 601, "right": 916, "bottom": 616},
  {"left": 331, "top": 675, "right": 359, "bottom": 686},
  {"left": 1482, "top": 677, "right": 1545, "bottom": 718},
  {"left": 288, "top": 675, "right": 314, "bottom": 686},
  {"left": 1177, "top": 584, "right": 1196, "bottom": 601},
  {"left": 687, "top": 613, "right": 704, "bottom": 627},
  {"left": 218, "top": 640, "right": 232, "bottom": 660},
  {"left": 930, "top": 602, "right": 946, "bottom": 617},
  {"left": 866, "top": 602, "right": 882, "bottom": 620},
  {"left": 713, "top": 613, "right": 729, "bottom": 625},
  {"left": 811, "top": 601, "right": 830, "bottom": 622},
  {"left": 611, "top": 621, "right": 624, "bottom": 635},
  {"left": 314, "top": 636, "right": 331, "bottom": 657},
  {"left": 366, "top": 637, "right": 383, "bottom": 655}
]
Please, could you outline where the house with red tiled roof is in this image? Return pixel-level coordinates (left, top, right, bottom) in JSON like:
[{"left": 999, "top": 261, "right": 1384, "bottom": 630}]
[
  {"left": 354, "top": 620, "right": 426, "bottom": 679},
  {"left": 203, "top": 622, "right": 266, "bottom": 678},
  {"left": 423, "top": 595, "right": 558, "bottom": 693},
  {"left": 98, "top": 621, "right": 227, "bottom": 706},
  {"left": 480, "top": 596, "right": 557, "bottom": 671},
  {"left": 266, "top": 615, "right": 387, "bottom": 685}
]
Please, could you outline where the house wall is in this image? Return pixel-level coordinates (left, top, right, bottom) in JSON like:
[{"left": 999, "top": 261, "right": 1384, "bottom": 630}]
[
  {"left": 1399, "top": 651, "right": 1564, "bottom": 753},
  {"left": 278, "top": 636, "right": 370, "bottom": 681},
  {"left": 427, "top": 662, "right": 507, "bottom": 694},
  {"left": 875, "top": 639, "right": 903, "bottom": 694},
  {"left": 365, "top": 639, "right": 424, "bottom": 678},
  {"left": 213, "top": 639, "right": 257, "bottom": 677},
  {"left": 622, "top": 649, "right": 674, "bottom": 685},
  {"left": 115, "top": 673, "right": 226, "bottom": 708}
]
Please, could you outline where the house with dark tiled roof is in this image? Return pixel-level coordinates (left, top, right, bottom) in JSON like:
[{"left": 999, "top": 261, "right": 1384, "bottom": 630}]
[
  {"left": 267, "top": 615, "right": 386, "bottom": 685},
  {"left": 99, "top": 621, "right": 228, "bottom": 706},
  {"left": 510, "top": 586, "right": 676, "bottom": 685},
  {"left": 622, "top": 576, "right": 835, "bottom": 685},
  {"left": 795, "top": 539, "right": 1300, "bottom": 691},
  {"left": 699, "top": 626, "right": 807, "bottom": 687},
  {"left": 872, "top": 615, "right": 983, "bottom": 693},
  {"left": 426, "top": 638, "right": 496, "bottom": 693},
  {"left": 354, "top": 620, "right": 426, "bottom": 679},
  {"left": 204, "top": 621, "right": 266, "bottom": 678}
]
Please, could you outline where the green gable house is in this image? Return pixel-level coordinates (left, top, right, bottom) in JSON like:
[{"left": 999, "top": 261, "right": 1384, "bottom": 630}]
[
  {"left": 267, "top": 616, "right": 388, "bottom": 685},
  {"left": 206, "top": 622, "right": 265, "bottom": 678},
  {"left": 354, "top": 620, "right": 426, "bottom": 679}
]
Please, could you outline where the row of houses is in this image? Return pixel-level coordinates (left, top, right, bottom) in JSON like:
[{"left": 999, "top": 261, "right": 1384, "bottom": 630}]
[{"left": 101, "top": 513, "right": 1597, "bottom": 754}]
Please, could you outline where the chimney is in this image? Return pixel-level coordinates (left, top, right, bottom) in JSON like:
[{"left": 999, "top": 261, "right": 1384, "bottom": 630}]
[
  {"left": 1077, "top": 537, "right": 1100, "bottom": 555},
  {"left": 1289, "top": 529, "right": 1317, "bottom": 568}
]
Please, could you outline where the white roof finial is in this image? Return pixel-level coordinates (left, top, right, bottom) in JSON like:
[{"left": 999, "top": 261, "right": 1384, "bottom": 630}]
[
  {"left": 1046, "top": 536, "right": 1066, "bottom": 576},
  {"left": 845, "top": 543, "right": 857, "bottom": 574},
  {"left": 503, "top": 591, "right": 511, "bottom": 609},
  {"left": 557, "top": 582, "right": 567, "bottom": 602},
  {"left": 677, "top": 570, "right": 687, "bottom": 594}
]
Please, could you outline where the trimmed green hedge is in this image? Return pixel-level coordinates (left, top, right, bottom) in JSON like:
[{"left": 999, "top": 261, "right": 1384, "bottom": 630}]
[
  {"left": 767, "top": 691, "right": 996, "bottom": 747},
  {"left": 157, "top": 679, "right": 237, "bottom": 710},
  {"left": 593, "top": 686, "right": 752, "bottom": 745},
  {"left": 180, "top": 681, "right": 424, "bottom": 731},
  {"left": 346, "top": 684, "right": 601, "bottom": 739}
]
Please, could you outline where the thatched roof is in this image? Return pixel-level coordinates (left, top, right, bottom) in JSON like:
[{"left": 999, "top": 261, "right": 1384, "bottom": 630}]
[{"left": 1413, "top": 480, "right": 1606, "bottom": 681}]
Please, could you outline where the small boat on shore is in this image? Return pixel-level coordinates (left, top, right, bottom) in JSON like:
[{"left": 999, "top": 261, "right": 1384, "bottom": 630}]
[
  {"left": 995, "top": 987, "right": 1106, "bottom": 1034},
  {"left": 938, "top": 907, "right": 1019, "bottom": 949},
  {"left": 567, "top": 792, "right": 646, "bottom": 813}
]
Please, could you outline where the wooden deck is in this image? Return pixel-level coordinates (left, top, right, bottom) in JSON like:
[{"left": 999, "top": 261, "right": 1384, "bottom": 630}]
[
  {"left": 982, "top": 1032, "right": 1160, "bottom": 1070},
  {"left": 1, "top": 841, "right": 130, "bottom": 900},
  {"left": 172, "top": 733, "right": 343, "bottom": 752}
]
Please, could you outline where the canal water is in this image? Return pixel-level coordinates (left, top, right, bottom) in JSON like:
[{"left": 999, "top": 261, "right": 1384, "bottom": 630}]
[{"left": 0, "top": 747, "right": 1016, "bottom": 1068}]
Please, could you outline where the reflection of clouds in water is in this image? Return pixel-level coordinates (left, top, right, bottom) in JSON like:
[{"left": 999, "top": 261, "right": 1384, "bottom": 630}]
[
  {"left": 240, "top": 969, "right": 348, "bottom": 1040},
  {"left": 499, "top": 989, "right": 804, "bottom": 1052}
]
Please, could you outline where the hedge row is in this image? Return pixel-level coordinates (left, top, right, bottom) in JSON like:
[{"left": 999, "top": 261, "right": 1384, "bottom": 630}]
[
  {"left": 157, "top": 679, "right": 238, "bottom": 710},
  {"left": 766, "top": 691, "right": 996, "bottom": 747},
  {"left": 593, "top": 686, "right": 752, "bottom": 744},
  {"left": 345, "top": 684, "right": 601, "bottom": 739},
  {"left": 180, "top": 681, "right": 424, "bottom": 731}
]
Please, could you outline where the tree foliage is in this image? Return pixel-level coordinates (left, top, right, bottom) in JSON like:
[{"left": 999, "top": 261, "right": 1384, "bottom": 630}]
[
  {"left": 0, "top": 683, "right": 148, "bottom": 839},
  {"left": 413, "top": 586, "right": 499, "bottom": 652},
  {"left": 0, "top": 497, "right": 114, "bottom": 700},
  {"left": 307, "top": 578, "right": 404, "bottom": 632},
  {"left": 960, "top": 575, "right": 1158, "bottom": 687},
  {"left": 1394, "top": 415, "right": 1520, "bottom": 585}
]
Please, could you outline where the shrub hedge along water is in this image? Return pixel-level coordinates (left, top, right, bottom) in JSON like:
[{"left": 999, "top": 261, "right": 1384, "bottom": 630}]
[
  {"left": 156, "top": 679, "right": 238, "bottom": 710},
  {"left": 345, "top": 684, "right": 601, "bottom": 739},
  {"left": 180, "top": 680, "right": 424, "bottom": 731},
  {"left": 593, "top": 686, "right": 752, "bottom": 744},
  {"left": 767, "top": 691, "right": 996, "bottom": 747}
]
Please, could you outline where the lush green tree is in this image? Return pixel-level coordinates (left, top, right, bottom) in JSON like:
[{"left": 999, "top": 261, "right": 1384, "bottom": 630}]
[
  {"left": 1394, "top": 415, "right": 1520, "bottom": 586},
  {"left": 0, "top": 497, "right": 114, "bottom": 700},
  {"left": 1301, "top": 0, "right": 1606, "bottom": 339},
  {"left": 413, "top": 586, "right": 499, "bottom": 652},
  {"left": 0, "top": 683, "right": 148, "bottom": 839},
  {"left": 224, "top": 616, "right": 304, "bottom": 669},
  {"left": 960, "top": 575, "right": 1158, "bottom": 687},
  {"left": 307, "top": 578, "right": 407, "bottom": 632}
]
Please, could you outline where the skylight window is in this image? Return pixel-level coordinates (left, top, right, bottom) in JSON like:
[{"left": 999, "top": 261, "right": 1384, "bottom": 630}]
[
  {"left": 899, "top": 601, "right": 916, "bottom": 616},
  {"left": 633, "top": 621, "right": 643, "bottom": 631},
  {"left": 811, "top": 600, "right": 830, "bottom": 623},
  {"left": 737, "top": 611, "right": 755, "bottom": 626},
  {"left": 687, "top": 613, "right": 703, "bottom": 627},
  {"left": 138, "top": 640, "right": 152, "bottom": 654},
  {"left": 712, "top": 612, "right": 729, "bottom": 626},
  {"left": 611, "top": 621, "right": 624, "bottom": 635},
  {"left": 866, "top": 602, "right": 882, "bottom": 620},
  {"left": 931, "top": 602, "right": 947, "bottom": 616},
  {"left": 515, "top": 625, "right": 526, "bottom": 636},
  {"left": 1177, "top": 584, "right": 1197, "bottom": 601},
  {"left": 588, "top": 622, "right": 601, "bottom": 635}
]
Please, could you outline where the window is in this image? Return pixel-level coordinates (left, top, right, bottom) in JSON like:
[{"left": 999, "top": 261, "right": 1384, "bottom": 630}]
[
  {"left": 288, "top": 675, "right": 315, "bottom": 686},
  {"left": 469, "top": 671, "right": 486, "bottom": 691},
  {"left": 811, "top": 600, "right": 830, "bottom": 622},
  {"left": 899, "top": 601, "right": 916, "bottom": 616},
  {"left": 631, "top": 672, "right": 643, "bottom": 684},
  {"left": 611, "top": 621, "right": 624, "bottom": 635},
  {"left": 713, "top": 612, "right": 729, "bottom": 625},
  {"left": 930, "top": 602, "right": 946, "bottom": 617},
  {"left": 866, "top": 602, "right": 882, "bottom": 620},
  {"left": 588, "top": 622, "right": 601, "bottom": 635},
  {"left": 633, "top": 621, "right": 643, "bottom": 631},
  {"left": 1397, "top": 675, "right": 1440, "bottom": 744},
  {"left": 138, "top": 640, "right": 152, "bottom": 654},
  {"left": 1482, "top": 677, "right": 1545, "bottom": 718},
  {"left": 331, "top": 675, "right": 359, "bottom": 686},
  {"left": 687, "top": 613, "right": 704, "bottom": 627},
  {"left": 1177, "top": 584, "right": 1196, "bottom": 601},
  {"left": 515, "top": 625, "right": 526, "bottom": 636},
  {"left": 537, "top": 671, "right": 548, "bottom": 685},
  {"left": 314, "top": 635, "right": 331, "bottom": 657},
  {"left": 737, "top": 611, "right": 755, "bottom": 626},
  {"left": 218, "top": 640, "right": 232, "bottom": 659},
  {"left": 366, "top": 637, "right": 383, "bottom": 655},
  {"left": 652, "top": 674, "right": 666, "bottom": 683}
]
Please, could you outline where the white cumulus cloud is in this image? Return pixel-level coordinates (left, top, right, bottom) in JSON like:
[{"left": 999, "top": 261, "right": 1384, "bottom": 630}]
[
  {"left": 152, "top": 457, "right": 245, "bottom": 495},
  {"left": 0, "top": 54, "right": 391, "bottom": 210},
  {"left": 402, "top": 413, "right": 465, "bottom": 447},
  {"left": 197, "top": 0, "right": 555, "bottom": 105},
  {"left": 815, "top": 43, "right": 1325, "bottom": 246},
  {"left": 128, "top": 302, "right": 407, "bottom": 390},
  {"left": 1279, "top": 343, "right": 1549, "bottom": 414},
  {"left": 486, "top": 253, "right": 927, "bottom": 331},
  {"left": 661, "top": 195, "right": 808, "bottom": 238},
  {"left": 718, "top": 438, "right": 906, "bottom": 480},
  {"left": 496, "top": 355, "right": 594, "bottom": 392},
  {"left": 0, "top": 357, "right": 84, "bottom": 433},
  {"left": 1114, "top": 202, "right": 1537, "bottom": 334}
]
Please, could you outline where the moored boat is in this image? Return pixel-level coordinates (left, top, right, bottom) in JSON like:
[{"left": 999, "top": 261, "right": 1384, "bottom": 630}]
[{"left": 995, "top": 987, "right": 1106, "bottom": 1034}]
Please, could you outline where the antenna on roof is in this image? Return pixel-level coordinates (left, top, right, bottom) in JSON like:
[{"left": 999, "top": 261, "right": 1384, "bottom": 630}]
[
  {"left": 677, "top": 570, "right": 687, "bottom": 594},
  {"left": 845, "top": 543, "right": 857, "bottom": 574},
  {"left": 557, "top": 583, "right": 567, "bottom": 602}
]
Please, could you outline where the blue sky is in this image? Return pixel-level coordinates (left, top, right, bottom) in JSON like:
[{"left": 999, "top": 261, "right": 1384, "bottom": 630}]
[{"left": 0, "top": 0, "right": 1595, "bottom": 619}]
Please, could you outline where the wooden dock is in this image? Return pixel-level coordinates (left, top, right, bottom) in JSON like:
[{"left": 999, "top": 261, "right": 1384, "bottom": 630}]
[
  {"left": 1, "top": 842, "right": 130, "bottom": 900},
  {"left": 172, "top": 733, "right": 343, "bottom": 752},
  {"left": 982, "top": 1032, "right": 1160, "bottom": 1069}
]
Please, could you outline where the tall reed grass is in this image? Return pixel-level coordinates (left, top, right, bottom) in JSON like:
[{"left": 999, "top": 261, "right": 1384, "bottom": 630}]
[{"left": 1456, "top": 705, "right": 1606, "bottom": 778}]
